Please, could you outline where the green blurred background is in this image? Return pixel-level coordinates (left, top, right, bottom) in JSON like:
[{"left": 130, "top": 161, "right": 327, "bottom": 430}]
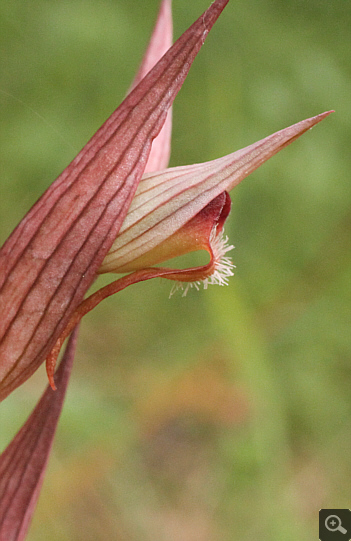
[{"left": 0, "top": 0, "right": 350, "bottom": 539}]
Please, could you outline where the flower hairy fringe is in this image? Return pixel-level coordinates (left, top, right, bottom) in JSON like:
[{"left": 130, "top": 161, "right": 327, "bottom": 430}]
[{"left": 169, "top": 227, "right": 235, "bottom": 298}]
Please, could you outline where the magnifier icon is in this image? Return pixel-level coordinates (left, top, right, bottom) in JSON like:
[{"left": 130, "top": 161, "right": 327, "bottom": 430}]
[{"left": 325, "top": 515, "right": 347, "bottom": 534}]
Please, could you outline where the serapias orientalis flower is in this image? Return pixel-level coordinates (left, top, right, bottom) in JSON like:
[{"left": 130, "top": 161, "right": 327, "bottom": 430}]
[{"left": 44, "top": 107, "right": 332, "bottom": 389}]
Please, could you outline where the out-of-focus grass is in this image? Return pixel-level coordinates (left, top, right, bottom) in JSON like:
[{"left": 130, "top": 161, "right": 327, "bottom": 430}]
[{"left": 0, "top": 0, "right": 350, "bottom": 540}]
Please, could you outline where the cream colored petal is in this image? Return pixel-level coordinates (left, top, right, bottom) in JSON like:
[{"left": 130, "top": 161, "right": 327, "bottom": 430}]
[
  {"left": 99, "top": 111, "right": 332, "bottom": 274},
  {"left": 129, "top": 0, "right": 173, "bottom": 174}
]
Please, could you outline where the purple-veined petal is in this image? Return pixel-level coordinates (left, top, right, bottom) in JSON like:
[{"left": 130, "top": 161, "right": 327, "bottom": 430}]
[
  {"left": 0, "top": 0, "right": 230, "bottom": 401},
  {"left": 100, "top": 111, "right": 333, "bottom": 274},
  {"left": 0, "top": 328, "right": 78, "bottom": 541},
  {"left": 130, "top": 0, "right": 173, "bottom": 174}
]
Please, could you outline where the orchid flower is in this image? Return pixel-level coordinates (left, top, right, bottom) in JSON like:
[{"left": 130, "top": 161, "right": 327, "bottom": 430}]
[{"left": 0, "top": 0, "right": 332, "bottom": 538}]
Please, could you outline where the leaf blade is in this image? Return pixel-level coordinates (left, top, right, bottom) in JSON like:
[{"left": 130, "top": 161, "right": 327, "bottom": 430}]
[
  {"left": 0, "top": 0, "right": 230, "bottom": 400},
  {"left": 0, "top": 328, "right": 78, "bottom": 541}
]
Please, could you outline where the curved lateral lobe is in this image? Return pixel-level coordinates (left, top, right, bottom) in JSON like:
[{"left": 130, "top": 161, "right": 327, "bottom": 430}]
[
  {"left": 0, "top": 0, "right": 230, "bottom": 400},
  {"left": 0, "top": 328, "right": 78, "bottom": 541}
]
